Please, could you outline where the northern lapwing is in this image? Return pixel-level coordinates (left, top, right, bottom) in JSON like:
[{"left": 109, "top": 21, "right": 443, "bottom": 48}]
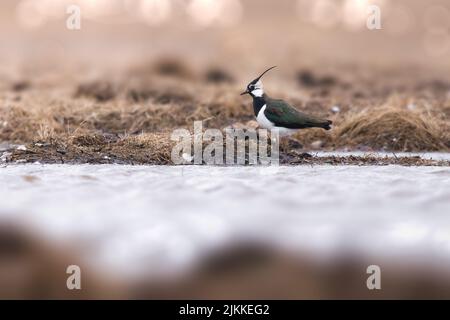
[{"left": 240, "top": 66, "right": 332, "bottom": 136}]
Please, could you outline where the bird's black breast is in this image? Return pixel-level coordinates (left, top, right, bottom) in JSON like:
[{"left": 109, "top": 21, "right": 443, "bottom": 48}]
[{"left": 252, "top": 96, "right": 266, "bottom": 116}]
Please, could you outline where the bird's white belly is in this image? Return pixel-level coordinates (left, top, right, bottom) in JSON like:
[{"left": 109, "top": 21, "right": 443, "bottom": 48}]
[
  {"left": 256, "top": 105, "right": 274, "bottom": 129},
  {"left": 256, "top": 105, "right": 298, "bottom": 136}
]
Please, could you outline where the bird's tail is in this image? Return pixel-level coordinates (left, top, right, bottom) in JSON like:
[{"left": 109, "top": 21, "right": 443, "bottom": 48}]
[
  {"left": 321, "top": 120, "right": 332, "bottom": 130},
  {"left": 308, "top": 119, "right": 332, "bottom": 130}
]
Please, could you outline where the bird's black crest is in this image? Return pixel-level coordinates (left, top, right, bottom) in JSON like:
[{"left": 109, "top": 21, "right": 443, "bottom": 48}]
[{"left": 249, "top": 66, "right": 276, "bottom": 85}]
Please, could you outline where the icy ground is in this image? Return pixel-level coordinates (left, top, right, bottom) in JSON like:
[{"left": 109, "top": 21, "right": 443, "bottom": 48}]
[{"left": 0, "top": 163, "right": 449, "bottom": 278}]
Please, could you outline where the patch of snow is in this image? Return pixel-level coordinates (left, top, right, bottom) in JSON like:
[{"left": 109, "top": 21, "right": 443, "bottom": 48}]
[
  {"left": 0, "top": 163, "right": 449, "bottom": 278},
  {"left": 313, "top": 151, "right": 450, "bottom": 161},
  {"left": 0, "top": 152, "right": 12, "bottom": 162}
]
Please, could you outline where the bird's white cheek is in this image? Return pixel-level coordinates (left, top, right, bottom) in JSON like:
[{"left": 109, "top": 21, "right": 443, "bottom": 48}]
[{"left": 252, "top": 88, "right": 264, "bottom": 97}]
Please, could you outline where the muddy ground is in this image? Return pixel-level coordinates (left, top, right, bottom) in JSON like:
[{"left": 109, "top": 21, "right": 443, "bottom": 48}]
[{"left": 2, "top": 139, "right": 449, "bottom": 166}]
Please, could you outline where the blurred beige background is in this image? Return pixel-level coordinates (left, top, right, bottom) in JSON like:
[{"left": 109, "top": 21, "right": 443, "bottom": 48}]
[{"left": 1, "top": 0, "right": 450, "bottom": 78}]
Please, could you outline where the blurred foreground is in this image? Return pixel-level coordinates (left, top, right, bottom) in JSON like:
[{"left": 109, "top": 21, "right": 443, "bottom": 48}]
[{"left": 1, "top": 164, "right": 450, "bottom": 299}]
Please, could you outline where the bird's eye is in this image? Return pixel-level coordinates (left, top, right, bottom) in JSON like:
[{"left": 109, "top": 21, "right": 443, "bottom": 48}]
[{"left": 249, "top": 85, "right": 254, "bottom": 90}]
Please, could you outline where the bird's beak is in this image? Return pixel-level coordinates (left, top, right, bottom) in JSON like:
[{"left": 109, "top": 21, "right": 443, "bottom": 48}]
[{"left": 240, "top": 90, "right": 249, "bottom": 96}]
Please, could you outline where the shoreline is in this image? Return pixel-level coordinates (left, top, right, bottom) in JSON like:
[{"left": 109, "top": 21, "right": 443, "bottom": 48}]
[{"left": 2, "top": 145, "right": 450, "bottom": 167}]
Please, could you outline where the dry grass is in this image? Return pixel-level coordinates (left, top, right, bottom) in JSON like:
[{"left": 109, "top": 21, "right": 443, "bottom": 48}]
[
  {"left": 334, "top": 107, "right": 448, "bottom": 151},
  {"left": 113, "top": 132, "right": 174, "bottom": 164},
  {"left": 1, "top": 63, "right": 449, "bottom": 165},
  {"left": 9, "top": 132, "right": 175, "bottom": 165}
]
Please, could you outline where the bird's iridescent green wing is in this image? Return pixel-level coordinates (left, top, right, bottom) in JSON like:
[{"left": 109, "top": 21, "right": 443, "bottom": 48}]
[{"left": 264, "top": 98, "right": 331, "bottom": 129}]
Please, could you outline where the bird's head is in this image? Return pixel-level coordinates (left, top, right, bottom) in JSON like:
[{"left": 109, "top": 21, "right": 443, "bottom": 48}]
[{"left": 240, "top": 66, "right": 276, "bottom": 98}]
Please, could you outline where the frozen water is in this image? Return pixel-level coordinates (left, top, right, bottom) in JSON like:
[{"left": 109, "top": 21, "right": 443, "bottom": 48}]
[{"left": 0, "top": 163, "right": 449, "bottom": 277}]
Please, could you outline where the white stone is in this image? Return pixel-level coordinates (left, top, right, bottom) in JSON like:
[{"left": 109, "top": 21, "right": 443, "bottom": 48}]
[{"left": 331, "top": 105, "right": 340, "bottom": 113}]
